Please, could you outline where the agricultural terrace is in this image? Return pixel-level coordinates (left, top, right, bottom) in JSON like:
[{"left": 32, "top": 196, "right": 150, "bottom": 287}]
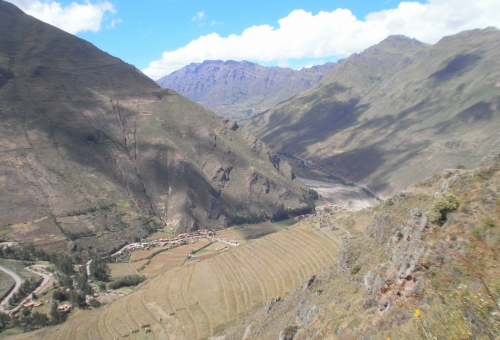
[{"left": 29, "top": 224, "right": 339, "bottom": 339}]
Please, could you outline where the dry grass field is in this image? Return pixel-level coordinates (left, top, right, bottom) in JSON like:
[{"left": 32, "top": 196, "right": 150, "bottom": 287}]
[
  {"left": 139, "top": 239, "right": 211, "bottom": 278},
  {"left": 24, "top": 225, "right": 339, "bottom": 339},
  {"left": 145, "top": 231, "right": 174, "bottom": 241},
  {"left": 129, "top": 246, "right": 170, "bottom": 262},
  {"left": 130, "top": 259, "right": 148, "bottom": 271},
  {"left": 4, "top": 217, "right": 67, "bottom": 253},
  {"left": 108, "top": 263, "right": 138, "bottom": 279},
  {"left": 0, "top": 260, "right": 39, "bottom": 280}
]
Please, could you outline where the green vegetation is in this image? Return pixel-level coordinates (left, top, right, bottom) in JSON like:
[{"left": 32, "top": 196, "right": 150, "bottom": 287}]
[
  {"left": 108, "top": 275, "right": 146, "bottom": 290},
  {"left": 8, "top": 277, "right": 41, "bottom": 307},
  {"left": 89, "top": 256, "right": 110, "bottom": 281},
  {"left": 428, "top": 193, "right": 460, "bottom": 225},
  {"left": 0, "top": 244, "right": 74, "bottom": 275}
]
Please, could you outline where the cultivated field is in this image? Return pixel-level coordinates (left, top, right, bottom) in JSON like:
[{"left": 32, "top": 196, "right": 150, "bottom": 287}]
[
  {"left": 129, "top": 246, "right": 170, "bottom": 262},
  {"left": 108, "top": 263, "right": 138, "bottom": 279},
  {"left": 0, "top": 260, "right": 39, "bottom": 280},
  {"left": 139, "top": 239, "right": 211, "bottom": 278},
  {"left": 0, "top": 270, "right": 14, "bottom": 299},
  {"left": 25, "top": 225, "right": 339, "bottom": 339}
]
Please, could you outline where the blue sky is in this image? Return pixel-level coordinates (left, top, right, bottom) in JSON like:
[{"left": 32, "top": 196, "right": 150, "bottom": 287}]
[
  {"left": 6, "top": 0, "right": 500, "bottom": 79},
  {"left": 75, "top": 0, "right": 398, "bottom": 70}
]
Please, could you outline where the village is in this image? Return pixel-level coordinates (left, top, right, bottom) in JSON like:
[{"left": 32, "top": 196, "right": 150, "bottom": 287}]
[{"left": 111, "top": 229, "right": 241, "bottom": 259}]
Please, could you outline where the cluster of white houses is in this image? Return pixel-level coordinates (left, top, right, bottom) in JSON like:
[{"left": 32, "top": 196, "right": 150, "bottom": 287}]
[{"left": 111, "top": 229, "right": 229, "bottom": 257}]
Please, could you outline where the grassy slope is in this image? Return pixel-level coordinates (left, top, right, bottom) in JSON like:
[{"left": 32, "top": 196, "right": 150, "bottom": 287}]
[
  {"left": 219, "top": 154, "right": 500, "bottom": 339},
  {"left": 7, "top": 155, "right": 500, "bottom": 339},
  {"left": 246, "top": 28, "right": 500, "bottom": 198}
]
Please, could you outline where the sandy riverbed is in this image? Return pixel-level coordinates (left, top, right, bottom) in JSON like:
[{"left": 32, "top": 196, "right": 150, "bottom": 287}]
[{"left": 299, "top": 177, "right": 379, "bottom": 210}]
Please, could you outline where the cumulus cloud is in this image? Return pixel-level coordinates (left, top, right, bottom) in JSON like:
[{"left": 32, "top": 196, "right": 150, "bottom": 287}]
[
  {"left": 143, "top": 0, "right": 500, "bottom": 79},
  {"left": 6, "top": 0, "right": 115, "bottom": 34}
]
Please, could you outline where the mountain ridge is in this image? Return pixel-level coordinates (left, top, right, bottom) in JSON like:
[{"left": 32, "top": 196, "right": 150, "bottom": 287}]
[
  {"left": 157, "top": 59, "right": 337, "bottom": 121},
  {"left": 245, "top": 27, "right": 500, "bottom": 198},
  {"left": 0, "top": 1, "right": 313, "bottom": 255}
]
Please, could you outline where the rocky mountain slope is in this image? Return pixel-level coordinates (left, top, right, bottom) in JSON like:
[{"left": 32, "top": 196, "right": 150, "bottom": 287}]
[
  {"left": 157, "top": 60, "right": 336, "bottom": 121},
  {"left": 217, "top": 154, "right": 500, "bottom": 339},
  {"left": 245, "top": 29, "right": 500, "bottom": 198},
  {"left": 12, "top": 142, "right": 500, "bottom": 339},
  {"left": 0, "top": 1, "right": 313, "bottom": 255}
]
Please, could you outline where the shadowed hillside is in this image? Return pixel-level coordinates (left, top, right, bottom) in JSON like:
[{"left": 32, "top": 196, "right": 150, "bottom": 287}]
[
  {"left": 0, "top": 1, "right": 313, "bottom": 255},
  {"left": 246, "top": 29, "right": 500, "bottom": 198},
  {"left": 157, "top": 60, "right": 336, "bottom": 122}
]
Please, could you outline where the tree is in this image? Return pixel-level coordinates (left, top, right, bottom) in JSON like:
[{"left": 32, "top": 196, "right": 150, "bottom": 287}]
[
  {"left": 89, "top": 256, "right": 110, "bottom": 281},
  {"left": 50, "top": 301, "right": 61, "bottom": 325}
]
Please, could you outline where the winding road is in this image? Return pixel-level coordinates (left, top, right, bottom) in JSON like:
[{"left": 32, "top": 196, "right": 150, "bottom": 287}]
[
  {"left": 0, "top": 264, "right": 22, "bottom": 313},
  {"left": 0, "top": 264, "right": 51, "bottom": 314}
]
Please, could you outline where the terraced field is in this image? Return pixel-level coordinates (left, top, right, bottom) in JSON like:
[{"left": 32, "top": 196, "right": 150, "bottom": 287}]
[{"left": 19, "top": 225, "right": 338, "bottom": 339}]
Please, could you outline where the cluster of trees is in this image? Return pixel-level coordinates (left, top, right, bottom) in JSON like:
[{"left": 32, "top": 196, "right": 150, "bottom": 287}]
[
  {"left": 8, "top": 277, "right": 42, "bottom": 307},
  {"left": 0, "top": 245, "right": 113, "bottom": 334},
  {"left": 52, "top": 268, "right": 93, "bottom": 308},
  {"left": 0, "top": 302, "right": 66, "bottom": 334},
  {"left": 0, "top": 309, "right": 49, "bottom": 333},
  {"left": 109, "top": 275, "right": 145, "bottom": 290},
  {"left": 0, "top": 244, "right": 74, "bottom": 275},
  {"left": 135, "top": 220, "right": 159, "bottom": 241},
  {"left": 89, "top": 256, "right": 109, "bottom": 281},
  {"left": 52, "top": 288, "right": 86, "bottom": 307}
]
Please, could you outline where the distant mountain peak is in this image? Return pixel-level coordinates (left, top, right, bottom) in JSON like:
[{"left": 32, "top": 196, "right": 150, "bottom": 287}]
[{"left": 158, "top": 60, "right": 336, "bottom": 121}]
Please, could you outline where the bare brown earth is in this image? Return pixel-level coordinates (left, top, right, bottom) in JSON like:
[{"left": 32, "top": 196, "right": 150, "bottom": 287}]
[{"left": 0, "top": 2, "right": 313, "bottom": 255}]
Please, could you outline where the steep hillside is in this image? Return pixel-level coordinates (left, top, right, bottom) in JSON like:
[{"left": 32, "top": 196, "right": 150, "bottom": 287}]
[
  {"left": 211, "top": 154, "right": 500, "bottom": 339},
  {"left": 0, "top": 2, "right": 313, "bottom": 255},
  {"left": 157, "top": 60, "right": 336, "bottom": 121},
  {"left": 10, "top": 149, "right": 500, "bottom": 339},
  {"left": 246, "top": 29, "right": 500, "bottom": 198}
]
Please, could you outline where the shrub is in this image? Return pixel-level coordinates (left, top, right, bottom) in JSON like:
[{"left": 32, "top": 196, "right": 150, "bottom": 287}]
[
  {"left": 89, "top": 299, "right": 101, "bottom": 308},
  {"left": 109, "top": 275, "right": 145, "bottom": 290},
  {"left": 428, "top": 194, "right": 459, "bottom": 225},
  {"left": 350, "top": 265, "right": 361, "bottom": 275}
]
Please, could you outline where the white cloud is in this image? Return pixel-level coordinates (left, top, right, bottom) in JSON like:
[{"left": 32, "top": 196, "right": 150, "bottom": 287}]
[
  {"left": 6, "top": 0, "right": 115, "bottom": 34},
  {"left": 192, "top": 10, "right": 204, "bottom": 21},
  {"left": 106, "top": 18, "right": 122, "bottom": 29},
  {"left": 143, "top": 0, "right": 500, "bottom": 80}
]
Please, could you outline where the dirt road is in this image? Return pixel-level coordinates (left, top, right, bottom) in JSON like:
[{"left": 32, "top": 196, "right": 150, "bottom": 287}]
[{"left": 0, "top": 264, "right": 51, "bottom": 314}]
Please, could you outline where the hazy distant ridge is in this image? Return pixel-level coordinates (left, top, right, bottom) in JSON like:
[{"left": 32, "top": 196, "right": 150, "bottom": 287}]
[{"left": 157, "top": 60, "right": 336, "bottom": 121}]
